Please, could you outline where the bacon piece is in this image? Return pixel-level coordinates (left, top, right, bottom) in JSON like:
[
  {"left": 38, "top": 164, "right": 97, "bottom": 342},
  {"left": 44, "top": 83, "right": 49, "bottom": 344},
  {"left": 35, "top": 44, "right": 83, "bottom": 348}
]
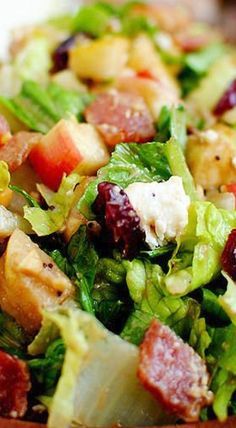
[
  {"left": 0, "top": 132, "right": 41, "bottom": 172},
  {"left": 138, "top": 320, "right": 213, "bottom": 422},
  {"left": 85, "top": 91, "right": 155, "bottom": 147},
  {"left": 0, "top": 350, "right": 30, "bottom": 418}
]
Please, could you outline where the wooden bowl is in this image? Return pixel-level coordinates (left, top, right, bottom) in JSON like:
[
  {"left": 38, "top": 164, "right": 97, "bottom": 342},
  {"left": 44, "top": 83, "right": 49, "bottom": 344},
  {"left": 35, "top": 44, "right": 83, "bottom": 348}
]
[{"left": 1, "top": 417, "right": 236, "bottom": 428}]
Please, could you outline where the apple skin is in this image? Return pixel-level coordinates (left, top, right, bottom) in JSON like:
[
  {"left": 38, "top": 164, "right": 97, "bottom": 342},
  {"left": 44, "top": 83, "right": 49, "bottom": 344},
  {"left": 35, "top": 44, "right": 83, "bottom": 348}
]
[{"left": 29, "top": 119, "right": 109, "bottom": 191}]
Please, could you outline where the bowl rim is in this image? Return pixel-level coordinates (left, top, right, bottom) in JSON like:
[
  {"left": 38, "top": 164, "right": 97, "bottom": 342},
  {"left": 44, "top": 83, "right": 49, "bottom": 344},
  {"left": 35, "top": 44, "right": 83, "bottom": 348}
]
[{"left": 1, "top": 416, "right": 236, "bottom": 428}]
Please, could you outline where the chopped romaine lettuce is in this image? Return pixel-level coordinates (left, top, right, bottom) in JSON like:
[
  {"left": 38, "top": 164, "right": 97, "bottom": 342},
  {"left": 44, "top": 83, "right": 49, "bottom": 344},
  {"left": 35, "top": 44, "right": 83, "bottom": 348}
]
[
  {"left": 9, "top": 184, "right": 40, "bottom": 207},
  {"left": 207, "top": 323, "right": 236, "bottom": 420},
  {"left": 24, "top": 172, "right": 80, "bottom": 235},
  {"left": 187, "top": 53, "right": 236, "bottom": 113},
  {"left": 29, "top": 339, "right": 65, "bottom": 397},
  {"left": 121, "top": 309, "right": 154, "bottom": 345},
  {"left": 157, "top": 105, "right": 187, "bottom": 149},
  {"left": 122, "top": 14, "right": 156, "bottom": 37},
  {"left": 212, "top": 369, "right": 236, "bottom": 422},
  {"left": 219, "top": 273, "right": 236, "bottom": 325},
  {"left": 185, "top": 43, "right": 226, "bottom": 75},
  {"left": 121, "top": 258, "right": 201, "bottom": 345},
  {"left": 165, "top": 137, "right": 198, "bottom": 201},
  {"left": 140, "top": 243, "right": 175, "bottom": 259},
  {"left": 79, "top": 141, "right": 171, "bottom": 219},
  {"left": 0, "top": 81, "right": 93, "bottom": 133},
  {"left": 96, "top": 257, "right": 126, "bottom": 285},
  {"left": 67, "top": 225, "right": 98, "bottom": 314},
  {"left": 0, "top": 310, "right": 27, "bottom": 358},
  {"left": 189, "top": 317, "right": 211, "bottom": 358},
  {"left": 201, "top": 288, "right": 230, "bottom": 325},
  {"left": 73, "top": 4, "right": 113, "bottom": 37},
  {"left": 123, "top": 259, "right": 146, "bottom": 304},
  {"left": 179, "top": 43, "right": 227, "bottom": 96},
  {"left": 50, "top": 231, "right": 129, "bottom": 331},
  {"left": 14, "top": 38, "right": 52, "bottom": 84},
  {"left": 165, "top": 202, "right": 236, "bottom": 296}
]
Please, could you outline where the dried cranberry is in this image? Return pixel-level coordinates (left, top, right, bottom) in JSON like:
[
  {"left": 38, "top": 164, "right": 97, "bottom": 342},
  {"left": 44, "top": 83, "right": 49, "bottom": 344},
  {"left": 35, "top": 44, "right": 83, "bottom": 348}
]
[
  {"left": 51, "top": 36, "right": 76, "bottom": 73},
  {"left": 221, "top": 229, "right": 236, "bottom": 280},
  {"left": 93, "top": 182, "right": 145, "bottom": 259},
  {"left": 213, "top": 79, "right": 236, "bottom": 116}
]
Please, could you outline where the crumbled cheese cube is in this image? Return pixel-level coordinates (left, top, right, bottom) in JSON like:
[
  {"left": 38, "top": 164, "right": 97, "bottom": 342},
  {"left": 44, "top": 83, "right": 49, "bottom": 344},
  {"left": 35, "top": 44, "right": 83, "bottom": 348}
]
[{"left": 125, "top": 176, "right": 190, "bottom": 248}]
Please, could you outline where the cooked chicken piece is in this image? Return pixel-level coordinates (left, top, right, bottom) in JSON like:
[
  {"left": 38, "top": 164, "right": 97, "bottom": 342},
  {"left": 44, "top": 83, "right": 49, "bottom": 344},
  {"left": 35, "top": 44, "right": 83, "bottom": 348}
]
[
  {"left": 0, "top": 229, "right": 74, "bottom": 334},
  {"left": 186, "top": 124, "right": 236, "bottom": 190}
]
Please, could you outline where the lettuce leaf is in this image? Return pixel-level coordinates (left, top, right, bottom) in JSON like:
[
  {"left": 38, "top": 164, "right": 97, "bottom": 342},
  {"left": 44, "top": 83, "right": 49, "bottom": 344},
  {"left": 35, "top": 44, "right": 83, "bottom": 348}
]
[
  {"left": 0, "top": 81, "right": 93, "bottom": 133},
  {"left": 211, "top": 369, "right": 236, "bottom": 422},
  {"left": 79, "top": 141, "right": 171, "bottom": 219},
  {"left": 185, "top": 43, "right": 226, "bottom": 75},
  {"left": 67, "top": 225, "right": 99, "bottom": 314},
  {"left": 179, "top": 43, "right": 226, "bottom": 96},
  {"left": 165, "top": 202, "right": 236, "bottom": 296},
  {"left": 0, "top": 310, "right": 27, "bottom": 358},
  {"left": 121, "top": 309, "right": 154, "bottom": 345},
  {"left": 165, "top": 137, "right": 198, "bottom": 201},
  {"left": 37, "top": 307, "right": 173, "bottom": 428},
  {"left": 202, "top": 287, "right": 230, "bottom": 325},
  {"left": 189, "top": 317, "right": 211, "bottom": 358},
  {"left": 208, "top": 323, "right": 236, "bottom": 420},
  {"left": 219, "top": 273, "right": 236, "bottom": 325},
  {"left": 73, "top": 4, "right": 113, "bottom": 37},
  {"left": 29, "top": 339, "right": 65, "bottom": 398},
  {"left": 9, "top": 184, "right": 40, "bottom": 208},
  {"left": 121, "top": 258, "right": 201, "bottom": 345},
  {"left": 50, "top": 238, "right": 129, "bottom": 330},
  {"left": 24, "top": 172, "right": 80, "bottom": 235},
  {"left": 13, "top": 38, "right": 52, "bottom": 84},
  {"left": 157, "top": 105, "right": 187, "bottom": 149}
]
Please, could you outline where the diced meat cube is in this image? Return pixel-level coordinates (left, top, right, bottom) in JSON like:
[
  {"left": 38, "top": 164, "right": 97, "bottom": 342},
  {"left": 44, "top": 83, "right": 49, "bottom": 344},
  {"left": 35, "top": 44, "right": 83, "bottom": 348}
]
[
  {"left": 85, "top": 91, "right": 155, "bottom": 147},
  {"left": 138, "top": 320, "right": 213, "bottom": 422},
  {"left": 0, "top": 132, "right": 41, "bottom": 172},
  {"left": 0, "top": 350, "right": 30, "bottom": 419}
]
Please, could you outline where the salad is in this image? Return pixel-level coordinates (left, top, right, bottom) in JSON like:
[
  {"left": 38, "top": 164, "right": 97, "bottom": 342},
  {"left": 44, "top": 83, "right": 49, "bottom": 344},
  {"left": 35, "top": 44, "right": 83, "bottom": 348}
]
[{"left": 0, "top": 1, "right": 236, "bottom": 427}]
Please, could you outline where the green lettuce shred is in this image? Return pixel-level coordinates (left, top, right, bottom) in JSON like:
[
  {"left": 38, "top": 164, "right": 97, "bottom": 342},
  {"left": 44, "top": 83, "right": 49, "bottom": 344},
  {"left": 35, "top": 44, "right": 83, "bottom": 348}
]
[
  {"left": 208, "top": 324, "right": 236, "bottom": 420},
  {"left": 0, "top": 80, "right": 93, "bottom": 133},
  {"left": 14, "top": 38, "right": 52, "bottom": 84},
  {"left": 165, "top": 202, "right": 236, "bottom": 296},
  {"left": 24, "top": 172, "right": 80, "bottom": 235},
  {"left": 179, "top": 43, "right": 227, "bottom": 96},
  {"left": 219, "top": 273, "right": 236, "bottom": 325},
  {"left": 73, "top": 4, "right": 113, "bottom": 36},
  {"left": 121, "top": 258, "right": 201, "bottom": 345}
]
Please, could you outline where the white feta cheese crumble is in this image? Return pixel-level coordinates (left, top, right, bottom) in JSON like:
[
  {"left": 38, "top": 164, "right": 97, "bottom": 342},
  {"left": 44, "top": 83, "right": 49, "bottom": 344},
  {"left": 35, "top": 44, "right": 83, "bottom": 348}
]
[{"left": 125, "top": 176, "right": 190, "bottom": 248}]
